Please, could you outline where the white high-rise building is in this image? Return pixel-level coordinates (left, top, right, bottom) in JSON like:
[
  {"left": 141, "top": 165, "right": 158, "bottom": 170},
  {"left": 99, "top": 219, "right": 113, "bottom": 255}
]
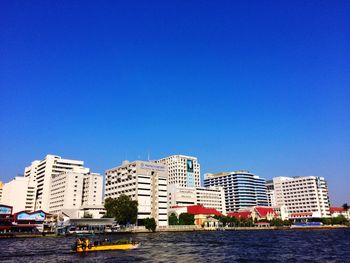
[
  {"left": 1, "top": 177, "right": 36, "bottom": 213},
  {"left": 155, "top": 155, "right": 200, "bottom": 187},
  {"left": 24, "top": 154, "right": 88, "bottom": 211},
  {"left": 82, "top": 173, "right": 103, "bottom": 206},
  {"left": 168, "top": 185, "right": 226, "bottom": 214},
  {"left": 266, "top": 180, "right": 276, "bottom": 207},
  {"left": 49, "top": 168, "right": 87, "bottom": 214},
  {"left": 48, "top": 166, "right": 103, "bottom": 215},
  {"left": 105, "top": 160, "right": 168, "bottom": 227},
  {"left": 273, "top": 176, "right": 330, "bottom": 218},
  {"left": 204, "top": 171, "right": 268, "bottom": 213}
]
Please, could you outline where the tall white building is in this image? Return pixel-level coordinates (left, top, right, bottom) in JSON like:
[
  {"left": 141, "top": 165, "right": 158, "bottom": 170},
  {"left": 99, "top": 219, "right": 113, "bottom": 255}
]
[
  {"left": 48, "top": 166, "right": 103, "bottom": 215},
  {"left": 1, "top": 177, "right": 36, "bottom": 213},
  {"left": 204, "top": 171, "right": 268, "bottom": 213},
  {"left": 168, "top": 185, "right": 226, "bottom": 214},
  {"left": 105, "top": 161, "right": 168, "bottom": 227},
  {"left": 24, "top": 154, "right": 88, "bottom": 211},
  {"left": 273, "top": 176, "right": 330, "bottom": 218},
  {"left": 82, "top": 173, "right": 103, "bottom": 206},
  {"left": 155, "top": 155, "right": 200, "bottom": 187},
  {"left": 266, "top": 180, "right": 276, "bottom": 207}
]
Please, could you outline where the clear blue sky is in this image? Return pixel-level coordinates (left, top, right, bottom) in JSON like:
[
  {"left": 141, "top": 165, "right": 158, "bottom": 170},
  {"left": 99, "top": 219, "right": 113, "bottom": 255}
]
[{"left": 1, "top": 1, "right": 349, "bottom": 205}]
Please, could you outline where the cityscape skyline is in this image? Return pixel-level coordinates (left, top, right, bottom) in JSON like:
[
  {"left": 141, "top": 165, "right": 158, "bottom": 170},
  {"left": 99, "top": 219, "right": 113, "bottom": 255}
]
[
  {"left": 0, "top": 152, "right": 348, "bottom": 207},
  {"left": 1, "top": 1, "right": 349, "bottom": 206}
]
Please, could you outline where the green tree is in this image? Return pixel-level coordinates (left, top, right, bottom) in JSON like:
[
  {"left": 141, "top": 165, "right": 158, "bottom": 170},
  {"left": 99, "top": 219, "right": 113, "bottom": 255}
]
[
  {"left": 178, "top": 213, "right": 195, "bottom": 225},
  {"left": 321, "top": 218, "right": 332, "bottom": 225},
  {"left": 104, "top": 197, "right": 118, "bottom": 218},
  {"left": 104, "top": 195, "right": 138, "bottom": 225},
  {"left": 168, "top": 213, "right": 178, "bottom": 225},
  {"left": 332, "top": 215, "right": 348, "bottom": 225},
  {"left": 343, "top": 203, "right": 349, "bottom": 212},
  {"left": 144, "top": 218, "right": 157, "bottom": 232}
]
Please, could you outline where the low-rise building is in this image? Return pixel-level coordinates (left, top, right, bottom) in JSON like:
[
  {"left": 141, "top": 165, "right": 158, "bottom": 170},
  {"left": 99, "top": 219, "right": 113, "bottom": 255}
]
[
  {"left": 330, "top": 207, "right": 349, "bottom": 219},
  {"left": 228, "top": 206, "right": 277, "bottom": 221},
  {"left": 168, "top": 204, "right": 222, "bottom": 227},
  {"left": 168, "top": 185, "right": 226, "bottom": 214},
  {"left": 105, "top": 160, "right": 168, "bottom": 227}
]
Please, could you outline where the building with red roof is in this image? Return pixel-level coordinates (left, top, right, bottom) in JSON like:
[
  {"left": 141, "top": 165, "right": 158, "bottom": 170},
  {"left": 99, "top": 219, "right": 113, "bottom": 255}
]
[
  {"left": 227, "top": 206, "right": 278, "bottom": 221},
  {"left": 330, "top": 207, "right": 349, "bottom": 219},
  {"left": 168, "top": 204, "right": 223, "bottom": 227}
]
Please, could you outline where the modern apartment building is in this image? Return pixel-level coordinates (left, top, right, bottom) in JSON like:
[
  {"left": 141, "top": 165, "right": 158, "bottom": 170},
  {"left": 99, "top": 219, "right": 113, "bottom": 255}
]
[
  {"left": 273, "top": 176, "right": 330, "bottom": 218},
  {"left": 155, "top": 155, "right": 200, "bottom": 187},
  {"left": 24, "top": 154, "right": 88, "bottom": 211},
  {"left": 168, "top": 185, "right": 226, "bottom": 214},
  {"left": 204, "top": 171, "right": 268, "bottom": 213},
  {"left": 105, "top": 160, "right": 168, "bottom": 227},
  {"left": 1, "top": 177, "right": 36, "bottom": 213}
]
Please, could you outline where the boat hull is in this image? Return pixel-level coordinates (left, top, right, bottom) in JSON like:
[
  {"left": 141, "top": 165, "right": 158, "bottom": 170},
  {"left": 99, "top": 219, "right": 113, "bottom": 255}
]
[{"left": 76, "top": 243, "right": 139, "bottom": 252}]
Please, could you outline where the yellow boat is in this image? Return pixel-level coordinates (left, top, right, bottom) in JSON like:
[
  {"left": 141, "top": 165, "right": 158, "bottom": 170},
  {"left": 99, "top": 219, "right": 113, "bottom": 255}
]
[{"left": 74, "top": 239, "right": 140, "bottom": 253}]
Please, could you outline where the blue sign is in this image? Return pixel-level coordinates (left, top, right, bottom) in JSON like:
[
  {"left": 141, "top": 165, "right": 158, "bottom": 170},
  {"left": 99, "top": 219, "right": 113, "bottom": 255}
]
[
  {"left": 0, "top": 206, "right": 12, "bottom": 215},
  {"left": 17, "top": 211, "right": 46, "bottom": 221}
]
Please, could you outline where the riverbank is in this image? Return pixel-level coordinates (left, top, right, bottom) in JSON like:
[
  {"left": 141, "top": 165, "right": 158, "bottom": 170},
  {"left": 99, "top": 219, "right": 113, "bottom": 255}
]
[{"left": 1, "top": 225, "right": 348, "bottom": 238}]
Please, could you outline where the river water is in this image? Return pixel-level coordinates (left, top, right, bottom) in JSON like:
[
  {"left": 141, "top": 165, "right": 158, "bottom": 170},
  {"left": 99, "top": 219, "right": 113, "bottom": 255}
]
[{"left": 1, "top": 229, "right": 349, "bottom": 262}]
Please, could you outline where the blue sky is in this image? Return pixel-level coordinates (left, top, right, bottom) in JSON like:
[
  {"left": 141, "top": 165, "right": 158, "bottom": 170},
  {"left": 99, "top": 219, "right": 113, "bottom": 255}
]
[{"left": 0, "top": 1, "right": 349, "bottom": 205}]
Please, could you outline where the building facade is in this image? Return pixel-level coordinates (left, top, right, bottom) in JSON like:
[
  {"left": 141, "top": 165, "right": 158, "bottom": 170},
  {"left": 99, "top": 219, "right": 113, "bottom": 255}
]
[
  {"left": 168, "top": 185, "right": 226, "bottom": 214},
  {"left": 24, "top": 154, "right": 90, "bottom": 211},
  {"left": 1, "top": 177, "right": 36, "bottom": 213},
  {"left": 82, "top": 173, "right": 103, "bottom": 206},
  {"left": 105, "top": 161, "right": 168, "bottom": 227},
  {"left": 155, "top": 155, "right": 200, "bottom": 187},
  {"left": 266, "top": 180, "right": 276, "bottom": 207},
  {"left": 0, "top": 181, "right": 3, "bottom": 202},
  {"left": 49, "top": 167, "right": 103, "bottom": 215},
  {"left": 204, "top": 171, "right": 268, "bottom": 213},
  {"left": 273, "top": 176, "right": 330, "bottom": 218}
]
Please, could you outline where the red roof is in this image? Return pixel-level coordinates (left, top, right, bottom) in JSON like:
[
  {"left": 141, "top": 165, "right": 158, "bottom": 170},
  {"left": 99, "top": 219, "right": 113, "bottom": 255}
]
[
  {"left": 330, "top": 207, "right": 345, "bottom": 213},
  {"left": 186, "top": 205, "right": 222, "bottom": 216},
  {"left": 255, "top": 206, "right": 276, "bottom": 218},
  {"left": 227, "top": 211, "right": 252, "bottom": 219}
]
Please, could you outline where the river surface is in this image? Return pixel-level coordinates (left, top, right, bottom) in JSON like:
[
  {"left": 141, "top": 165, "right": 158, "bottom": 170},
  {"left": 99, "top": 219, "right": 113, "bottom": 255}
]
[{"left": 1, "top": 229, "right": 350, "bottom": 262}]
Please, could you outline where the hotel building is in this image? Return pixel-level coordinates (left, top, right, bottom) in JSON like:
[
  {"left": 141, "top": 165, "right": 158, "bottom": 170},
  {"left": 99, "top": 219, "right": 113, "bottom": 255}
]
[
  {"left": 1, "top": 176, "right": 36, "bottom": 213},
  {"left": 204, "top": 171, "right": 268, "bottom": 213},
  {"left": 24, "top": 154, "right": 90, "bottom": 211},
  {"left": 168, "top": 185, "right": 226, "bottom": 214},
  {"left": 273, "top": 176, "right": 330, "bottom": 218},
  {"left": 155, "top": 155, "right": 200, "bottom": 187},
  {"left": 105, "top": 161, "right": 168, "bottom": 227}
]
